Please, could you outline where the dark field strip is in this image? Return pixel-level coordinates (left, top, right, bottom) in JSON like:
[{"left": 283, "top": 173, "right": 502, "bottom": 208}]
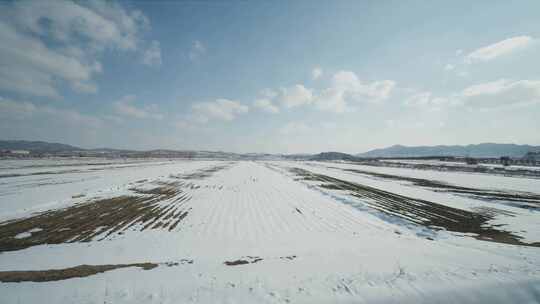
[
  {"left": 291, "top": 167, "right": 539, "bottom": 247},
  {"left": 0, "top": 164, "right": 232, "bottom": 252},
  {"left": 0, "top": 182, "right": 191, "bottom": 252},
  {"left": 224, "top": 256, "right": 263, "bottom": 266},
  {"left": 350, "top": 160, "right": 540, "bottom": 179},
  {"left": 0, "top": 263, "right": 158, "bottom": 283},
  {"left": 0, "top": 259, "right": 195, "bottom": 283},
  {"left": 328, "top": 166, "right": 540, "bottom": 210},
  {"left": 0, "top": 162, "right": 165, "bottom": 179},
  {"left": 179, "top": 163, "right": 232, "bottom": 180}
]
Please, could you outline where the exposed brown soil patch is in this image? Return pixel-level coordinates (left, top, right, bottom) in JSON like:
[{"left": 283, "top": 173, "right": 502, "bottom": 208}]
[
  {"left": 0, "top": 182, "right": 191, "bottom": 252},
  {"left": 0, "top": 164, "right": 232, "bottom": 252},
  {"left": 165, "top": 259, "right": 193, "bottom": 267},
  {"left": 291, "top": 167, "right": 539, "bottom": 247},
  {"left": 224, "top": 256, "right": 263, "bottom": 266},
  {"left": 181, "top": 164, "right": 232, "bottom": 180},
  {"left": 280, "top": 255, "right": 297, "bottom": 260},
  {"left": 0, "top": 263, "right": 158, "bottom": 283}
]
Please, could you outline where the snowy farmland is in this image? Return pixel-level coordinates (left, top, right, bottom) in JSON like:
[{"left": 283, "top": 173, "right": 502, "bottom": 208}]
[{"left": 0, "top": 159, "right": 539, "bottom": 303}]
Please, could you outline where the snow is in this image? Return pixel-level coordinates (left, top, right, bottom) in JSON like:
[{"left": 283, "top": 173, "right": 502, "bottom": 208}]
[
  {"left": 385, "top": 159, "right": 540, "bottom": 171},
  {"left": 294, "top": 161, "right": 540, "bottom": 243},
  {"left": 13, "top": 228, "right": 43, "bottom": 239},
  {"left": 0, "top": 160, "right": 539, "bottom": 303},
  {"left": 0, "top": 158, "right": 216, "bottom": 220},
  {"left": 321, "top": 161, "right": 540, "bottom": 194}
]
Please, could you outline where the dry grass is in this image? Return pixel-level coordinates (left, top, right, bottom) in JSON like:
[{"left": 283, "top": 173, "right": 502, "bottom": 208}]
[
  {"left": 291, "top": 167, "right": 539, "bottom": 247},
  {"left": 333, "top": 167, "right": 540, "bottom": 209},
  {"left": 0, "top": 263, "right": 158, "bottom": 282},
  {"left": 0, "top": 164, "right": 232, "bottom": 252}
]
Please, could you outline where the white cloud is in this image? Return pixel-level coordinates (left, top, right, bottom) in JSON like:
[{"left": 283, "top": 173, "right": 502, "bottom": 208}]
[
  {"left": 254, "top": 99, "right": 279, "bottom": 114},
  {"left": 461, "top": 79, "right": 540, "bottom": 108},
  {"left": 113, "top": 95, "right": 164, "bottom": 120},
  {"left": 0, "top": 0, "right": 153, "bottom": 98},
  {"left": 0, "top": 96, "right": 102, "bottom": 127},
  {"left": 189, "top": 40, "right": 206, "bottom": 60},
  {"left": 314, "top": 71, "right": 395, "bottom": 113},
  {"left": 403, "top": 79, "right": 540, "bottom": 110},
  {"left": 332, "top": 71, "right": 395, "bottom": 101},
  {"left": 254, "top": 88, "right": 279, "bottom": 113},
  {"left": 465, "top": 36, "right": 533, "bottom": 64},
  {"left": 314, "top": 87, "right": 349, "bottom": 113},
  {"left": 0, "top": 21, "right": 100, "bottom": 98},
  {"left": 444, "top": 64, "right": 455, "bottom": 71},
  {"left": 247, "top": 71, "right": 395, "bottom": 114},
  {"left": 11, "top": 0, "right": 149, "bottom": 51},
  {"left": 260, "top": 88, "right": 278, "bottom": 99},
  {"left": 142, "top": 40, "right": 162, "bottom": 67},
  {"left": 279, "top": 85, "right": 314, "bottom": 108},
  {"left": 312, "top": 67, "right": 323, "bottom": 80},
  {"left": 192, "top": 99, "right": 248, "bottom": 122},
  {"left": 404, "top": 92, "right": 448, "bottom": 107}
]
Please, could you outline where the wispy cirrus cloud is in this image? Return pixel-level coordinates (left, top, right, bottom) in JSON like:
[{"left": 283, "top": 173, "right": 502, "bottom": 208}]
[
  {"left": 464, "top": 36, "right": 534, "bottom": 64},
  {"left": 461, "top": 79, "right": 540, "bottom": 108},
  {"left": 0, "top": 96, "right": 102, "bottom": 128},
  {"left": 404, "top": 79, "right": 540, "bottom": 110},
  {"left": 192, "top": 99, "right": 248, "bottom": 122},
  {"left": 113, "top": 95, "right": 164, "bottom": 120}
]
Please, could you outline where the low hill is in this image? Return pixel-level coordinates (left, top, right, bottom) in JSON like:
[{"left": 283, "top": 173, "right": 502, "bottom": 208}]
[
  {"left": 358, "top": 143, "right": 540, "bottom": 158},
  {"left": 310, "top": 152, "right": 358, "bottom": 161},
  {"left": 0, "top": 140, "right": 82, "bottom": 153}
]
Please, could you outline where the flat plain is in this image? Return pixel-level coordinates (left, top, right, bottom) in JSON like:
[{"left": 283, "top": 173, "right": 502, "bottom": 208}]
[{"left": 1, "top": 158, "right": 539, "bottom": 303}]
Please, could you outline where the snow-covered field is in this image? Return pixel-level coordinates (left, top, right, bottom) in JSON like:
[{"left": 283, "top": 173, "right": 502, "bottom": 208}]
[
  {"left": 1, "top": 159, "right": 539, "bottom": 303},
  {"left": 385, "top": 158, "right": 540, "bottom": 170}
]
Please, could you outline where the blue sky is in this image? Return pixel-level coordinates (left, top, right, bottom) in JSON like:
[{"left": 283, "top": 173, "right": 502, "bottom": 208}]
[{"left": 1, "top": 0, "right": 540, "bottom": 153}]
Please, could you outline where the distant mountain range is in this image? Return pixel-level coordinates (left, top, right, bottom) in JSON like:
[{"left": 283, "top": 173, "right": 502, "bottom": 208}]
[
  {"left": 2, "top": 140, "right": 539, "bottom": 159},
  {"left": 0, "top": 140, "right": 274, "bottom": 160},
  {"left": 0, "top": 140, "right": 81, "bottom": 153},
  {"left": 357, "top": 143, "right": 540, "bottom": 158}
]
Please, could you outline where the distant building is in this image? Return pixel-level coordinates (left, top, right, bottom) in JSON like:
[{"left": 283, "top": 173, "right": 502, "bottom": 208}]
[{"left": 9, "top": 150, "right": 30, "bottom": 154}]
